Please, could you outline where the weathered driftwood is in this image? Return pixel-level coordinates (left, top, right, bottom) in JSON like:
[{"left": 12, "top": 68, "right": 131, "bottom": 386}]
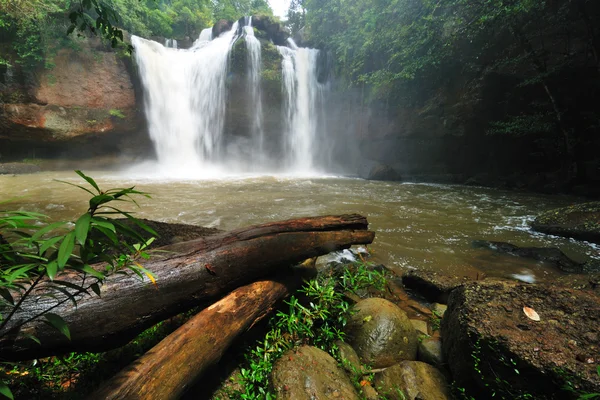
[
  {"left": 89, "top": 272, "right": 312, "bottom": 400},
  {"left": 0, "top": 214, "right": 374, "bottom": 360}
]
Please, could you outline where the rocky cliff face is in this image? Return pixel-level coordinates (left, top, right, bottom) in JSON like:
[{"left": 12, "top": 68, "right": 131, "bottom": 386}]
[{"left": 0, "top": 36, "right": 150, "bottom": 162}]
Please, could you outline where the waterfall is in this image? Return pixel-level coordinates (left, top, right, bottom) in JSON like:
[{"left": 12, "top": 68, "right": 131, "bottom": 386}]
[
  {"left": 164, "top": 39, "right": 178, "bottom": 48},
  {"left": 243, "top": 17, "right": 266, "bottom": 166},
  {"left": 278, "top": 40, "right": 325, "bottom": 172},
  {"left": 132, "top": 19, "right": 329, "bottom": 176},
  {"left": 132, "top": 22, "right": 238, "bottom": 172}
]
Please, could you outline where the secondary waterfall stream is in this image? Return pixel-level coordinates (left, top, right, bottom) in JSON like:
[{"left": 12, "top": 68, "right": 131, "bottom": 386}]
[
  {"left": 243, "top": 17, "right": 266, "bottom": 165},
  {"left": 132, "top": 19, "right": 327, "bottom": 176},
  {"left": 278, "top": 41, "right": 325, "bottom": 172}
]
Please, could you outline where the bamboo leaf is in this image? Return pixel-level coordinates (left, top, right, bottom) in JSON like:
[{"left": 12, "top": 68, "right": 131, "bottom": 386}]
[
  {"left": 43, "top": 313, "right": 71, "bottom": 340},
  {"left": 31, "top": 221, "right": 67, "bottom": 241},
  {"left": 75, "top": 170, "right": 101, "bottom": 193},
  {"left": 90, "top": 283, "right": 101, "bottom": 297},
  {"left": 46, "top": 260, "right": 58, "bottom": 281},
  {"left": 39, "top": 236, "right": 63, "bottom": 255},
  {"left": 57, "top": 232, "right": 75, "bottom": 269},
  {"left": 91, "top": 217, "right": 116, "bottom": 232},
  {"left": 0, "top": 288, "right": 14, "bottom": 305},
  {"left": 54, "top": 179, "right": 96, "bottom": 196},
  {"left": 79, "top": 264, "right": 105, "bottom": 280},
  {"left": 0, "top": 382, "right": 13, "bottom": 400},
  {"left": 75, "top": 213, "right": 92, "bottom": 245}
]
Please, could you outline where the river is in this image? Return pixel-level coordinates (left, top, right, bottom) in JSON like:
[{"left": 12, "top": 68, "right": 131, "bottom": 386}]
[{"left": 1, "top": 170, "right": 598, "bottom": 284}]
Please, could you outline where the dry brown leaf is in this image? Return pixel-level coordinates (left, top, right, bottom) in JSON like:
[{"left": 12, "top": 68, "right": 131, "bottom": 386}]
[{"left": 523, "top": 306, "right": 540, "bottom": 321}]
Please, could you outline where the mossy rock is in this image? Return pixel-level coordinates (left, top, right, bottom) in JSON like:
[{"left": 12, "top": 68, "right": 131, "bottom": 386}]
[
  {"left": 531, "top": 202, "right": 600, "bottom": 244},
  {"left": 271, "top": 345, "right": 360, "bottom": 400},
  {"left": 442, "top": 279, "right": 600, "bottom": 399},
  {"left": 374, "top": 361, "right": 450, "bottom": 400},
  {"left": 345, "top": 298, "right": 418, "bottom": 368}
]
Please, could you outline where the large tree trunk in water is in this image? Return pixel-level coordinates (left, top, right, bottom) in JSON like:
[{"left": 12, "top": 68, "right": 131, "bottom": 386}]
[
  {"left": 89, "top": 272, "right": 312, "bottom": 400},
  {"left": 0, "top": 214, "right": 374, "bottom": 361}
]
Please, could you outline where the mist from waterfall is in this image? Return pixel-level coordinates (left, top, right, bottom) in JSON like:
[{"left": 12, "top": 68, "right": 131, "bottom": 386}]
[
  {"left": 278, "top": 40, "right": 325, "bottom": 173},
  {"left": 243, "top": 17, "right": 266, "bottom": 167}
]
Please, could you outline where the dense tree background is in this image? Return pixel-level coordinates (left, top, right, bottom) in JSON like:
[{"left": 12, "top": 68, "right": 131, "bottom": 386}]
[
  {"left": 0, "top": 0, "right": 273, "bottom": 66},
  {"left": 289, "top": 0, "right": 600, "bottom": 185}
]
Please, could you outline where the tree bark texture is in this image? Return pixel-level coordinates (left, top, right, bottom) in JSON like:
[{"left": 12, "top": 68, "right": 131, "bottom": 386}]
[
  {"left": 89, "top": 276, "right": 308, "bottom": 400},
  {"left": 0, "top": 214, "right": 374, "bottom": 360}
]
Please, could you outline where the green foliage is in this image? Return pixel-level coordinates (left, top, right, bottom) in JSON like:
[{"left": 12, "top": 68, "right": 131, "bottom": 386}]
[
  {"left": 235, "top": 261, "right": 386, "bottom": 398},
  {"left": 0, "top": 0, "right": 274, "bottom": 72},
  {"left": 298, "top": 0, "right": 600, "bottom": 169},
  {"left": 562, "top": 365, "right": 600, "bottom": 400},
  {"left": 0, "top": 171, "right": 157, "bottom": 399},
  {"left": 109, "top": 109, "right": 125, "bottom": 119},
  {"left": 487, "top": 113, "right": 556, "bottom": 137}
]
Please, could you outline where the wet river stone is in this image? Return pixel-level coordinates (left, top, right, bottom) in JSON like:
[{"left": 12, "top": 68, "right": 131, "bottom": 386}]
[
  {"left": 442, "top": 279, "right": 600, "bottom": 399},
  {"left": 374, "top": 361, "right": 450, "bottom": 400},
  {"left": 345, "top": 298, "right": 417, "bottom": 368},
  {"left": 271, "top": 345, "right": 360, "bottom": 400},
  {"left": 531, "top": 202, "right": 600, "bottom": 244}
]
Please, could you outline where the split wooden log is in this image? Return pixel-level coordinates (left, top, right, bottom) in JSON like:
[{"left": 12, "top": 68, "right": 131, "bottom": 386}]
[
  {"left": 90, "top": 270, "right": 313, "bottom": 400},
  {"left": 0, "top": 214, "right": 374, "bottom": 360}
]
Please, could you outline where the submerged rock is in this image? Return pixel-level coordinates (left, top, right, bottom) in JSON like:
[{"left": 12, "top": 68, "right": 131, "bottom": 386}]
[
  {"left": 346, "top": 298, "right": 417, "bottom": 368},
  {"left": 442, "top": 279, "right": 600, "bottom": 399},
  {"left": 373, "top": 361, "right": 450, "bottom": 400},
  {"left": 531, "top": 202, "right": 600, "bottom": 244},
  {"left": 472, "top": 240, "right": 589, "bottom": 273},
  {"left": 357, "top": 160, "right": 401, "bottom": 181},
  {"left": 271, "top": 345, "right": 360, "bottom": 400},
  {"left": 0, "top": 162, "right": 41, "bottom": 175}
]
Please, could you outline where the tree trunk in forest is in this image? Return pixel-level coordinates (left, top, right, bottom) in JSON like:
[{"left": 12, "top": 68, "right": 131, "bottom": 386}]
[
  {"left": 89, "top": 274, "right": 312, "bottom": 400},
  {"left": 0, "top": 214, "right": 375, "bottom": 361}
]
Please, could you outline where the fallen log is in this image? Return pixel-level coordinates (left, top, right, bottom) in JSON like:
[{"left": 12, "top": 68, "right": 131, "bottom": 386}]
[
  {"left": 0, "top": 214, "right": 374, "bottom": 360},
  {"left": 90, "top": 269, "right": 313, "bottom": 400}
]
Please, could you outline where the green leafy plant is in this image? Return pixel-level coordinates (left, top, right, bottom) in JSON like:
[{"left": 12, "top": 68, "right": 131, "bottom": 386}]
[
  {"left": 235, "top": 261, "right": 386, "bottom": 398},
  {"left": 109, "top": 109, "right": 125, "bottom": 119},
  {"left": 0, "top": 171, "right": 157, "bottom": 399}
]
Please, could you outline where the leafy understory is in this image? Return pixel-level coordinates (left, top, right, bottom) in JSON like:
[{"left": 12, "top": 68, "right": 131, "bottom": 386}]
[
  {"left": 229, "top": 261, "right": 387, "bottom": 399},
  {"left": 0, "top": 171, "right": 158, "bottom": 399}
]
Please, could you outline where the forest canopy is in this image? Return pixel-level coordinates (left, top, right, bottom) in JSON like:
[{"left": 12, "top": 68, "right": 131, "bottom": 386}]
[{"left": 0, "top": 0, "right": 273, "bottom": 66}]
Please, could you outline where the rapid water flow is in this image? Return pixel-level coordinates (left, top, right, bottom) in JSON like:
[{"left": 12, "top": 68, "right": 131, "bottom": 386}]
[
  {"left": 278, "top": 40, "right": 325, "bottom": 172},
  {"left": 131, "top": 23, "right": 239, "bottom": 175},
  {"left": 243, "top": 17, "right": 266, "bottom": 166},
  {"left": 2, "top": 172, "right": 598, "bottom": 286}
]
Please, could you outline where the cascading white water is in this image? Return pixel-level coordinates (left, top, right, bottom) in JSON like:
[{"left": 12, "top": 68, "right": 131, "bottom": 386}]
[
  {"left": 278, "top": 40, "right": 325, "bottom": 172},
  {"left": 131, "top": 22, "right": 238, "bottom": 174},
  {"left": 164, "top": 39, "right": 178, "bottom": 48},
  {"left": 243, "top": 17, "right": 266, "bottom": 165},
  {"left": 132, "top": 19, "right": 328, "bottom": 177}
]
